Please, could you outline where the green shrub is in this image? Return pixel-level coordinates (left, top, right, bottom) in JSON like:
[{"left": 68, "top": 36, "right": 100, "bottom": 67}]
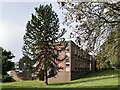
[{"left": 2, "top": 74, "right": 13, "bottom": 82}]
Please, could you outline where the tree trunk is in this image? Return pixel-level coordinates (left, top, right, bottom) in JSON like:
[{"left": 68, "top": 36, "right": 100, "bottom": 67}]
[
  {"left": 44, "top": 53, "right": 48, "bottom": 85},
  {"left": 45, "top": 68, "right": 48, "bottom": 85}
]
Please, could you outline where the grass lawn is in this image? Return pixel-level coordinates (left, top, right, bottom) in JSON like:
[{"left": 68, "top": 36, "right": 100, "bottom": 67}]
[{"left": 1, "top": 69, "right": 119, "bottom": 90}]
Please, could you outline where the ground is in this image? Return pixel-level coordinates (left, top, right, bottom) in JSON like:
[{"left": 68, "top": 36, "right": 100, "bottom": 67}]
[{"left": 1, "top": 70, "right": 119, "bottom": 90}]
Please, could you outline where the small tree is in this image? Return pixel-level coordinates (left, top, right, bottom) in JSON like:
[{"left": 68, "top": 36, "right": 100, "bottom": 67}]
[
  {"left": 23, "top": 4, "right": 66, "bottom": 85},
  {"left": 0, "top": 47, "right": 15, "bottom": 82},
  {"left": 19, "top": 55, "right": 31, "bottom": 71}
]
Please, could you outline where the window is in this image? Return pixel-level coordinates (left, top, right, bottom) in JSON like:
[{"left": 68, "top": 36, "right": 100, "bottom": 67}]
[
  {"left": 66, "top": 55, "right": 69, "bottom": 62},
  {"left": 66, "top": 48, "right": 69, "bottom": 52},
  {"left": 66, "top": 46, "right": 69, "bottom": 52},
  {"left": 78, "top": 49, "right": 80, "bottom": 55},
  {"left": 75, "top": 54, "right": 77, "bottom": 57},
  {"left": 75, "top": 67, "right": 77, "bottom": 71},
  {"left": 66, "top": 64, "right": 70, "bottom": 71},
  {"left": 75, "top": 49, "right": 77, "bottom": 54},
  {"left": 66, "top": 64, "right": 69, "bottom": 66},
  {"left": 75, "top": 59, "right": 77, "bottom": 61},
  {"left": 75, "top": 61, "right": 77, "bottom": 66},
  {"left": 66, "top": 52, "right": 70, "bottom": 57}
]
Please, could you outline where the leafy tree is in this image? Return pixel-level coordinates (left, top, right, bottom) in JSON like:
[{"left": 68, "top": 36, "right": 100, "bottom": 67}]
[
  {"left": 96, "top": 28, "right": 120, "bottom": 69},
  {"left": 58, "top": 1, "right": 120, "bottom": 53},
  {"left": 0, "top": 47, "right": 15, "bottom": 82},
  {"left": 23, "top": 4, "right": 66, "bottom": 85}
]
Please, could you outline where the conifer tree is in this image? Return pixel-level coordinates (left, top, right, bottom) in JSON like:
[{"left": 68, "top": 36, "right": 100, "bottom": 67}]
[
  {"left": 0, "top": 47, "right": 15, "bottom": 82},
  {"left": 22, "top": 4, "right": 66, "bottom": 85}
]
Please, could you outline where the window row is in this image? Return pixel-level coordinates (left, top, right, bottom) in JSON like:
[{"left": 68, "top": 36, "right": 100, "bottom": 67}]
[
  {"left": 74, "top": 58, "right": 90, "bottom": 62},
  {"left": 75, "top": 67, "right": 90, "bottom": 71}
]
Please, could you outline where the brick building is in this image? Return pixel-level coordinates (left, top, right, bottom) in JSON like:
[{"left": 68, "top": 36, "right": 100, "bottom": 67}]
[{"left": 48, "top": 41, "right": 96, "bottom": 82}]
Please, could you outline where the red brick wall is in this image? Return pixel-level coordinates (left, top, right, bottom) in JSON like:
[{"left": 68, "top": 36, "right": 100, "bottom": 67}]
[
  {"left": 18, "top": 71, "right": 31, "bottom": 80},
  {"left": 57, "top": 49, "right": 66, "bottom": 72},
  {"left": 48, "top": 71, "right": 70, "bottom": 82}
]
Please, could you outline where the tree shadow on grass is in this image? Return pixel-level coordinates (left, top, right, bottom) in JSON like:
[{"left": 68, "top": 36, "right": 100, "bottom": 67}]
[
  {"left": 49, "top": 76, "right": 118, "bottom": 86},
  {"left": 1, "top": 85, "right": 119, "bottom": 90}
]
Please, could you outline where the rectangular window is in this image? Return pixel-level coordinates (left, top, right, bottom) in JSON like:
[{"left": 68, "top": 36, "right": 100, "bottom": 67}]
[
  {"left": 75, "top": 67, "right": 77, "bottom": 71},
  {"left": 78, "top": 49, "right": 80, "bottom": 55},
  {"left": 66, "top": 46, "right": 69, "bottom": 52},
  {"left": 66, "top": 52, "right": 70, "bottom": 57},
  {"left": 66, "top": 64, "right": 69, "bottom": 66},
  {"left": 66, "top": 48, "right": 69, "bottom": 52},
  {"left": 75, "top": 49, "right": 77, "bottom": 54},
  {"left": 66, "top": 64, "right": 70, "bottom": 71},
  {"left": 66, "top": 55, "right": 69, "bottom": 62}
]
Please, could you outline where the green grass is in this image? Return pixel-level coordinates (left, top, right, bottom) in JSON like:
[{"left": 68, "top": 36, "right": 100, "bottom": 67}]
[{"left": 0, "top": 69, "right": 119, "bottom": 90}]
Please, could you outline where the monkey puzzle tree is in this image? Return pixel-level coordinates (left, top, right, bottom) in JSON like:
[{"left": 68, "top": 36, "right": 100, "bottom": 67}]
[{"left": 22, "top": 4, "right": 66, "bottom": 85}]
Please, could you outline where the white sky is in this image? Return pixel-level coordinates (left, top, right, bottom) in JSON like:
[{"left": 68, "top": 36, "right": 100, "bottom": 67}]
[{"left": 0, "top": 1, "right": 71, "bottom": 62}]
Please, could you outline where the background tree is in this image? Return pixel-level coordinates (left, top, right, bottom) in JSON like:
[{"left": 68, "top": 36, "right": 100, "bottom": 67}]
[
  {"left": 58, "top": 1, "right": 120, "bottom": 54},
  {"left": 19, "top": 55, "right": 31, "bottom": 72},
  {"left": 23, "top": 4, "right": 66, "bottom": 85},
  {"left": 96, "top": 26, "right": 120, "bottom": 70},
  {"left": 0, "top": 47, "right": 15, "bottom": 82}
]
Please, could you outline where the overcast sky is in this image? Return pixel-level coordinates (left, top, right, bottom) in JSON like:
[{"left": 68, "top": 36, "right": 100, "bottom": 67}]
[{"left": 0, "top": 1, "right": 71, "bottom": 62}]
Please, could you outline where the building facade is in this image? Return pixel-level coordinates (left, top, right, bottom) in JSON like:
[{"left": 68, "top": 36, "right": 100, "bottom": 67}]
[{"left": 48, "top": 41, "right": 96, "bottom": 82}]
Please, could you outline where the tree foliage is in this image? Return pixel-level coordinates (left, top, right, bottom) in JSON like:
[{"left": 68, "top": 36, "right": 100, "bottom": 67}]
[
  {"left": 96, "top": 27, "right": 120, "bottom": 69},
  {"left": 22, "top": 4, "right": 66, "bottom": 85},
  {"left": 58, "top": 1, "right": 120, "bottom": 53},
  {"left": 19, "top": 55, "right": 31, "bottom": 71},
  {"left": 0, "top": 47, "right": 15, "bottom": 82}
]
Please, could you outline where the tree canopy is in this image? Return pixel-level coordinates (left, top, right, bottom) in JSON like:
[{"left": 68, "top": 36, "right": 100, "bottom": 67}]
[
  {"left": 58, "top": 1, "right": 120, "bottom": 53},
  {"left": 96, "top": 25, "right": 120, "bottom": 69}
]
